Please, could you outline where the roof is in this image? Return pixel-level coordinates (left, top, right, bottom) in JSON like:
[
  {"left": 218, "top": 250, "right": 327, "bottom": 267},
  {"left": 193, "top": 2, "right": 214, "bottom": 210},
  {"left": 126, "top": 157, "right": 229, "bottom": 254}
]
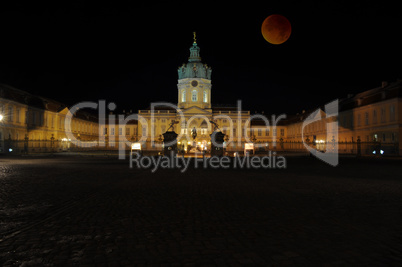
[
  {"left": 284, "top": 79, "right": 402, "bottom": 124},
  {"left": 0, "top": 83, "right": 66, "bottom": 112},
  {"left": 0, "top": 83, "right": 100, "bottom": 123},
  {"left": 339, "top": 79, "right": 402, "bottom": 112}
]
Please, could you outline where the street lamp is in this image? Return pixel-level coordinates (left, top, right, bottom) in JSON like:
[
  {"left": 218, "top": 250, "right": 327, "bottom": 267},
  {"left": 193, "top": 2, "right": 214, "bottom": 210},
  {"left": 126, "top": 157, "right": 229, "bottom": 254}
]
[{"left": 0, "top": 114, "right": 3, "bottom": 121}]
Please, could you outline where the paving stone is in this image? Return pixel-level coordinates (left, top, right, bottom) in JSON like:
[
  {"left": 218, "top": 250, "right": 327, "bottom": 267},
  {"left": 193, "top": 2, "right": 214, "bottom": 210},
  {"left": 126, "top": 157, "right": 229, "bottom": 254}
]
[{"left": 0, "top": 156, "right": 401, "bottom": 265}]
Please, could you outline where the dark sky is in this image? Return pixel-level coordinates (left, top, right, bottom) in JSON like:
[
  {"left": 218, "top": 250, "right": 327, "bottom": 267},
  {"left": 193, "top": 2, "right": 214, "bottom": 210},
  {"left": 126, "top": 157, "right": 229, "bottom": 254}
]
[{"left": 0, "top": 1, "right": 401, "bottom": 115}]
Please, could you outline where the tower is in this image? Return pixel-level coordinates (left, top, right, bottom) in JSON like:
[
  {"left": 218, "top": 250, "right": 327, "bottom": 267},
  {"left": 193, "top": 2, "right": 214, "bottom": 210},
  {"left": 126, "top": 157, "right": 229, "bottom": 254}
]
[{"left": 177, "top": 33, "right": 212, "bottom": 110}]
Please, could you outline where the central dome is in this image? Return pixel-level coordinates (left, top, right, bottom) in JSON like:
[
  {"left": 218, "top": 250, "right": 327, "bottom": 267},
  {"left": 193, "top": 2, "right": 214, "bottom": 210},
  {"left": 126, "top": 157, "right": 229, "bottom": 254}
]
[{"left": 177, "top": 41, "right": 212, "bottom": 80}]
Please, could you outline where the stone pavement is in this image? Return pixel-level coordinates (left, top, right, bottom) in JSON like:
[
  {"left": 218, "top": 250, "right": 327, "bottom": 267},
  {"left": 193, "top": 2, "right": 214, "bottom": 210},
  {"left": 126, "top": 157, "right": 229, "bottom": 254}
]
[{"left": 0, "top": 155, "right": 402, "bottom": 266}]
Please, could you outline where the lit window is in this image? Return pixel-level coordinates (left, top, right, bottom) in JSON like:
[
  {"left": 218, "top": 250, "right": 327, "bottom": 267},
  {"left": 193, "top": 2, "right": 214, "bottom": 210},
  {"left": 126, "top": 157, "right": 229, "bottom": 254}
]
[
  {"left": 192, "top": 90, "right": 197, "bottom": 101},
  {"left": 182, "top": 90, "right": 186, "bottom": 102},
  {"left": 203, "top": 91, "right": 207, "bottom": 103}
]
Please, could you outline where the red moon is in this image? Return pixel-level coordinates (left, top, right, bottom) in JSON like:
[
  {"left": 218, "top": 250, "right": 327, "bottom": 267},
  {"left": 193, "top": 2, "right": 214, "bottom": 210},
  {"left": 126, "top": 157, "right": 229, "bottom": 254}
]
[{"left": 261, "top": 14, "right": 291, "bottom": 45}]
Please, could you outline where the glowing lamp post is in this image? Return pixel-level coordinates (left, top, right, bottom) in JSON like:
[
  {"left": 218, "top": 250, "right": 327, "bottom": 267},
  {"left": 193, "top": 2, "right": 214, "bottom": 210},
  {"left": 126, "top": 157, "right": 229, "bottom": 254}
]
[
  {"left": 0, "top": 114, "right": 3, "bottom": 121},
  {"left": 131, "top": 142, "right": 142, "bottom": 156}
]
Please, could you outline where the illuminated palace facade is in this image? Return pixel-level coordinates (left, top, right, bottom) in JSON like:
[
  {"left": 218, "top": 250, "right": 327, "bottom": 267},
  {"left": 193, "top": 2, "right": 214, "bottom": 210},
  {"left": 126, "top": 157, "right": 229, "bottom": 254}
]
[
  {"left": 0, "top": 37, "right": 401, "bottom": 154},
  {"left": 285, "top": 80, "right": 402, "bottom": 154},
  {"left": 137, "top": 38, "right": 287, "bottom": 152},
  {"left": 0, "top": 85, "right": 136, "bottom": 152}
]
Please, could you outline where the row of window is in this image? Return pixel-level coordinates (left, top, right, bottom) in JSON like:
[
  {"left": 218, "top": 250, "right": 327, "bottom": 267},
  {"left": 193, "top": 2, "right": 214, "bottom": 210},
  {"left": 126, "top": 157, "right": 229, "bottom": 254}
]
[
  {"left": 181, "top": 90, "right": 208, "bottom": 103},
  {"left": 153, "top": 119, "right": 251, "bottom": 126},
  {"left": 252, "top": 128, "right": 285, "bottom": 137},
  {"left": 150, "top": 119, "right": 174, "bottom": 123},
  {"left": 178, "top": 119, "right": 249, "bottom": 126},
  {"left": 1, "top": 105, "right": 60, "bottom": 128},
  {"left": 103, "top": 127, "right": 137, "bottom": 136},
  {"left": 373, "top": 133, "right": 397, "bottom": 142},
  {"left": 287, "top": 121, "right": 327, "bottom": 136},
  {"left": 287, "top": 105, "right": 397, "bottom": 136},
  {"left": 355, "top": 105, "right": 395, "bottom": 127},
  {"left": 0, "top": 103, "right": 99, "bottom": 134},
  {"left": 180, "top": 128, "right": 208, "bottom": 135},
  {"left": 343, "top": 133, "right": 397, "bottom": 143},
  {"left": 142, "top": 127, "right": 285, "bottom": 137}
]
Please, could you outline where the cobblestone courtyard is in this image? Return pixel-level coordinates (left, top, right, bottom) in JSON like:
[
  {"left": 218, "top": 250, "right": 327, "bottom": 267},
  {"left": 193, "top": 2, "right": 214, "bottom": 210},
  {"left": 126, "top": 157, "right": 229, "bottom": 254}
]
[{"left": 0, "top": 155, "right": 401, "bottom": 266}]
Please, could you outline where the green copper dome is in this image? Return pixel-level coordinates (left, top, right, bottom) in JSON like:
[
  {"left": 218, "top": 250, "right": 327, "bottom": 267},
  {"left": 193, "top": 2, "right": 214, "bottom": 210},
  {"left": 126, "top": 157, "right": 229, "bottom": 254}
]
[{"left": 178, "top": 39, "right": 212, "bottom": 80}]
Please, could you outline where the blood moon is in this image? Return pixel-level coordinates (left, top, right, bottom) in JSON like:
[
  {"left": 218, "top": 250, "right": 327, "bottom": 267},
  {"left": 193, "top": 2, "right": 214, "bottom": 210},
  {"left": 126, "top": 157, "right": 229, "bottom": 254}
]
[{"left": 261, "top": 14, "right": 291, "bottom": 45}]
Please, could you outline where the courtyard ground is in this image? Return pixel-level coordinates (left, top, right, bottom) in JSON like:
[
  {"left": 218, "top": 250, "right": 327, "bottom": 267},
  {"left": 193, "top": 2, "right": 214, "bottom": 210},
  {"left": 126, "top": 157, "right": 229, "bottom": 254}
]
[{"left": 0, "top": 154, "right": 401, "bottom": 266}]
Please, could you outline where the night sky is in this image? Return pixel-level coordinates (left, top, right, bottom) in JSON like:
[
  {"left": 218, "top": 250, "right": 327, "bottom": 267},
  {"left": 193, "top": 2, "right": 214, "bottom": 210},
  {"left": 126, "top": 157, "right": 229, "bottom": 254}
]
[{"left": 1, "top": 1, "right": 401, "bottom": 115}]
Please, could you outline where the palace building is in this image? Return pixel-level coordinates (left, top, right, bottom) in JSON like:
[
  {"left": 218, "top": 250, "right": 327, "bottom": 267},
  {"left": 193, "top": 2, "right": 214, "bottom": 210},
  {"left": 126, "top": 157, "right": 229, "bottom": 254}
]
[
  {"left": 0, "top": 35, "right": 401, "bottom": 155},
  {"left": 136, "top": 35, "right": 288, "bottom": 152},
  {"left": 0, "top": 84, "right": 101, "bottom": 152}
]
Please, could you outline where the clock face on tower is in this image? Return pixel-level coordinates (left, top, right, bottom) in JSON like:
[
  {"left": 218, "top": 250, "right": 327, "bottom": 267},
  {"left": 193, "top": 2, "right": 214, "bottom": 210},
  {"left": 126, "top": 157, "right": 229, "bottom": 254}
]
[{"left": 191, "top": 80, "right": 198, "bottom": 87}]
